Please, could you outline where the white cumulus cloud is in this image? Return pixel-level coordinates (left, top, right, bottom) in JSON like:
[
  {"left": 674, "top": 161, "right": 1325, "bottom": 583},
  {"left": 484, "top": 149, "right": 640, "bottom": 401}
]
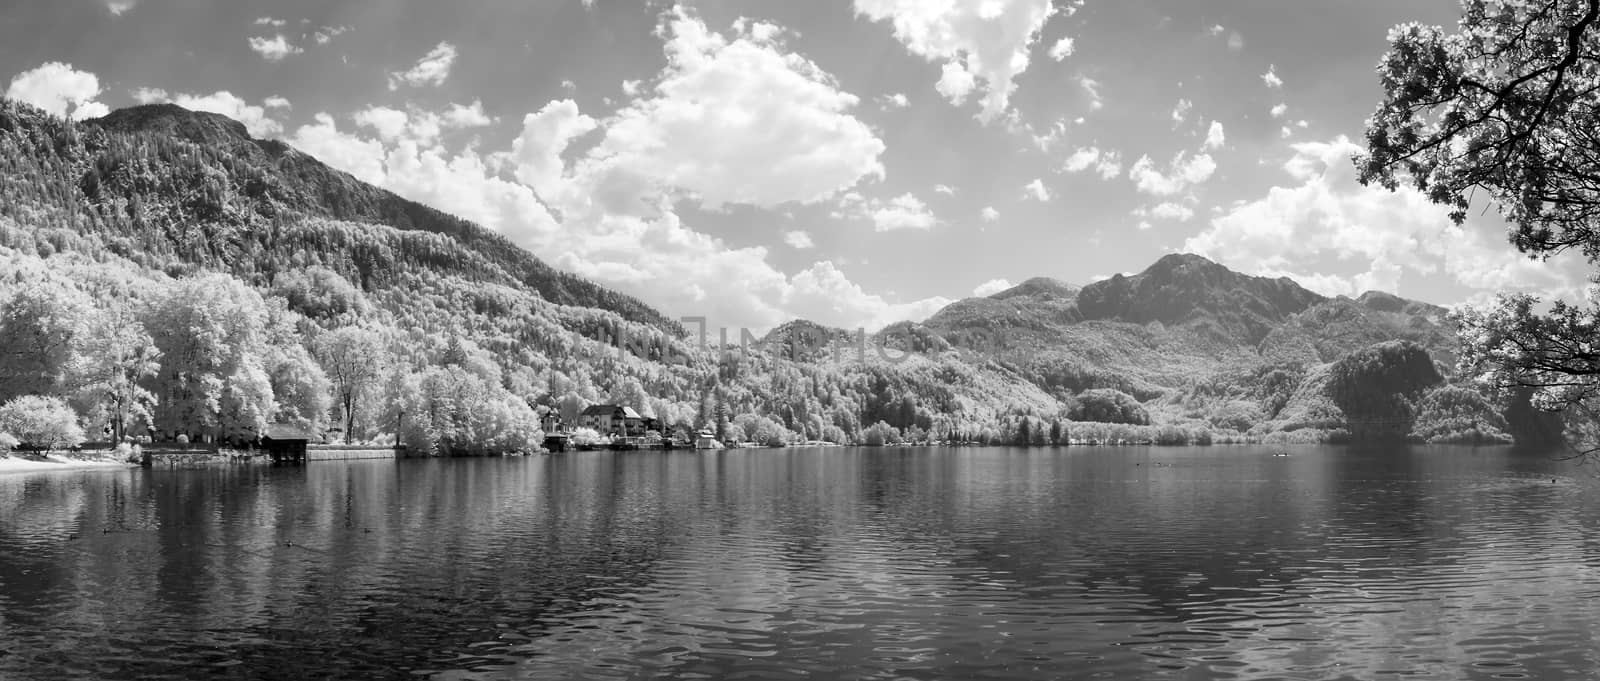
[
  {"left": 1262, "top": 64, "right": 1283, "bottom": 89},
  {"left": 389, "top": 42, "right": 458, "bottom": 89},
  {"left": 1023, "top": 178, "right": 1052, "bottom": 202},
  {"left": 1171, "top": 98, "right": 1192, "bottom": 125},
  {"left": 838, "top": 192, "right": 939, "bottom": 232},
  {"left": 509, "top": 99, "right": 599, "bottom": 201},
  {"left": 313, "top": 25, "right": 351, "bottom": 45},
  {"left": 555, "top": 8, "right": 885, "bottom": 212},
  {"left": 1048, "top": 37, "right": 1074, "bottom": 61},
  {"left": 443, "top": 100, "right": 493, "bottom": 128},
  {"left": 5, "top": 62, "right": 107, "bottom": 120},
  {"left": 130, "top": 87, "right": 167, "bottom": 104},
  {"left": 973, "top": 278, "right": 1014, "bottom": 296},
  {"left": 1128, "top": 152, "right": 1215, "bottom": 197},
  {"left": 249, "top": 34, "right": 303, "bottom": 61},
  {"left": 784, "top": 261, "right": 953, "bottom": 331},
  {"left": 854, "top": 0, "right": 1060, "bottom": 123},
  {"left": 1184, "top": 135, "right": 1586, "bottom": 299},
  {"left": 352, "top": 101, "right": 496, "bottom": 148},
  {"left": 132, "top": 90, "right": 289, "bottom": 138},
  {"left": 1203, "top": 121, "right": 1225, "bottom": 150},
  {"left": 1135, "top": 201, "right": 1195, "bottom": 223},
  {"left": 1061, "top": 146, "right": 1123, "bottom": 180},
  {"left": 1078, "top": 75, "right": 1103, "bottom": 110},
  {"left": 878, "top": 92, "right": 910, "bottom": 109}
]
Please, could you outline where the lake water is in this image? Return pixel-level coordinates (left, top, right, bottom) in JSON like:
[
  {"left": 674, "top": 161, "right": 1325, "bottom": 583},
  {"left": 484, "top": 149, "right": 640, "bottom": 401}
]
[{"left": 2, "top": 445, "right": 1599, "bottom": 680}]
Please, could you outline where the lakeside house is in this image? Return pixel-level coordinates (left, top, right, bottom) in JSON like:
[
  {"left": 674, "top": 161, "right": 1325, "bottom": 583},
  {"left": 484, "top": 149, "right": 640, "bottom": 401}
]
[
  {"left": 537, "top": 407, "right": 562, "bottom": 434},
  {"left": 261, "top": 422, "right": 317, "bottom": 464},
  {"left": 579, "top": 404, "right": 644, "bottom": 437},
  {"left": 695, "top": 428, "right": 725, "bottom": 450}
]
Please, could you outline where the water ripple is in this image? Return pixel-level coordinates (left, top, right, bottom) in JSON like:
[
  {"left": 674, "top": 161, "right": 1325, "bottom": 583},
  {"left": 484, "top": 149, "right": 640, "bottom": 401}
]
[{"left": 1, "top": 447, "right": 1598, "bottom": 679}]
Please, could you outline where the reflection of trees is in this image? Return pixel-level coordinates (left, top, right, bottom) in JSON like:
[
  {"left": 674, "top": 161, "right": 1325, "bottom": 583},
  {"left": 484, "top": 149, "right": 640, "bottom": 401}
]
[
  {"left": 4, "top": 446, "right": 1598, "bottom": 679},
  {"left": 846, "top": 447, "right": 1340, "bottom": 623},
  {"left": 0, "top": 457, "right": 689, "bottom": 679},
  {"left": 242, "top": 455, "right": 684, "bottom": 677},
  {"left": 1324, "top": 444, "right": 1430, "bottom": 550},
  {"left": 0, "top": 472, "right": 98, "bottom": 662}
]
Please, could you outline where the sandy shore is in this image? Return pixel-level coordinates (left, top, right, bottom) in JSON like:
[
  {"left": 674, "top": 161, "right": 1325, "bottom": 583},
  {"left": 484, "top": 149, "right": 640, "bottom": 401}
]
[{"left": 0, "top": 454, "right": 137, "bottom": 476}]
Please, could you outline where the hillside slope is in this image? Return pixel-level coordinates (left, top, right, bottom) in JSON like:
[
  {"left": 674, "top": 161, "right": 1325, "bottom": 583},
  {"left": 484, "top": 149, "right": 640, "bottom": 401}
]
[
  {"left": 886, "top": 252, "right": 1532, "bottom": 444},
  {"left": 0, "top": 99, "right": 1074, "bottom": 449},
  {"left": 1, "top": 101, "right": 677, "bottom": 332}
]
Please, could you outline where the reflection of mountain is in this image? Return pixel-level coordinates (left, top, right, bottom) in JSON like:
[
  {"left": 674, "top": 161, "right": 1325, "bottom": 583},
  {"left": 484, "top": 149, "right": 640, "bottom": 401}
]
[
  {"left": 841, "top": 448, "right": 1341, "bottom": 624},
  {"left": 1325, "top": 445, "right": 1431, "bottom": 548},
  {"left": 3, "top": 447, "right": 1596, "bottom": 679}
]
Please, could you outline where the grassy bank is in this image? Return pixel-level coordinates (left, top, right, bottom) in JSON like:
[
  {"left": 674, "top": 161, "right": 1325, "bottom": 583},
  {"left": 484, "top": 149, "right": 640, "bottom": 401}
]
[{"left": 0, "top": 453, "right": 135, "bottom": 476}]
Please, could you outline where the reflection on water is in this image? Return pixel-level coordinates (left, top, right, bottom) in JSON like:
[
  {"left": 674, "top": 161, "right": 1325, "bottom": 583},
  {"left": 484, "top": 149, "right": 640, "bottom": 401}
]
[{"left": 2, "top": 446, "right": 1599, "bottom": 679}]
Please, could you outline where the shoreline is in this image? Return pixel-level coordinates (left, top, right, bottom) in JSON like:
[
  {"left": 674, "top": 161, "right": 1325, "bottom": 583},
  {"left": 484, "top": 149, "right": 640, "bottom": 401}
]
[{"left": 0, "top": 455, "right": 138, "bottom": 476}]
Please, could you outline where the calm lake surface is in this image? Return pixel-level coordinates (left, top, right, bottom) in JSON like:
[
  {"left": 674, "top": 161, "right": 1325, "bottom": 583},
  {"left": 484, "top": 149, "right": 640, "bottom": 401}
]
[{"left": 3, "top": 445, "right": 1599, "bottom": 680}]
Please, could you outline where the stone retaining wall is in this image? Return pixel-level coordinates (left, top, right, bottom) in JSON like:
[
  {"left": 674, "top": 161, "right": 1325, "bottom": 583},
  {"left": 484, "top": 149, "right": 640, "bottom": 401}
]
[{"left": 306, "top": 446, "right": 397, "bottom": 462}]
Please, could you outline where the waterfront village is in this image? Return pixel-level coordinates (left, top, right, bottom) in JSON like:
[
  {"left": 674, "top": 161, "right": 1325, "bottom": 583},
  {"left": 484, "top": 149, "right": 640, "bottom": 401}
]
[{"left": 539, "top": 404, "right": 843, "bottom": 453}]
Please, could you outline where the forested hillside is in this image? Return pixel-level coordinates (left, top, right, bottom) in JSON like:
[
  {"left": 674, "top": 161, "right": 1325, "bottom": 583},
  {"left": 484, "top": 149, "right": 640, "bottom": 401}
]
[
  {"left": 3, "top": 102, "right": 677, "bottom": 331},
  {"left": 0, "top": 100, "right": 1553, "bottom": 454},
  {"left": 0, "top": 99, "right": 1067, "bottom": 452}
]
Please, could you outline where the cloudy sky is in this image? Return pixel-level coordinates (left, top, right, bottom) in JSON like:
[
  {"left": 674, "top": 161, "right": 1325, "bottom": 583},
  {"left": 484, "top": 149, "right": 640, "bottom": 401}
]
[{"left": 0, "top": 0, "right": 1589, "bottom": 332}]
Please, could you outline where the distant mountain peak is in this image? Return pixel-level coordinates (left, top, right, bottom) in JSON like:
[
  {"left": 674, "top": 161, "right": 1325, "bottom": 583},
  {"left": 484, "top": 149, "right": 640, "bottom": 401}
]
[
  {"left": 92, "top": 104, "right": 256, "bottom": 146},
  {"left": 1149, "top": 252, "right": 1221, "bottom": 269},
  {"left": 761, "top": 319, "right": 853, "bottom": 345},
  {"left": 0, "top": 98, "right": 682, "bottom": 334},
  {"left": 1076, "top": 252, "right": 1324, "bottom": 344},
  {"left": 990, "top": 276, "right": 1080, "bottom": 301}
]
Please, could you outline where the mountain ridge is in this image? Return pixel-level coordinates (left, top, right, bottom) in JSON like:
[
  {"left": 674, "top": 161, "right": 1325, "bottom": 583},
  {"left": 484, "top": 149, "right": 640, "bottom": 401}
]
[
  {"left": 81, "top": 103, "right": 1456, "bottom": 348},
  {"left": 73, "top": 102, "right": 682, "bottom": 334},
  {"left": 0, "top": 99, "right": 1539, "bottom": 449}
]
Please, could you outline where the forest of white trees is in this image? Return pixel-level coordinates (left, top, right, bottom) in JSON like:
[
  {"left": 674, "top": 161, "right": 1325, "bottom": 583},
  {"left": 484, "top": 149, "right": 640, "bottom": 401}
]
[
  {"left": 0, "top": 252, "right": 553, "bottom": 455},
  {"left": 0, "top": 94, "right": 1548, "bottom": 460}
]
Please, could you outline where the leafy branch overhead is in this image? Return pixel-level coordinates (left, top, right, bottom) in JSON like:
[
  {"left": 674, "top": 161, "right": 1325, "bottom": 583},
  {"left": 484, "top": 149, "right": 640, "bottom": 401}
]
[{"left": 1359, "top": 0, "right": 1600, "bottom": 260}]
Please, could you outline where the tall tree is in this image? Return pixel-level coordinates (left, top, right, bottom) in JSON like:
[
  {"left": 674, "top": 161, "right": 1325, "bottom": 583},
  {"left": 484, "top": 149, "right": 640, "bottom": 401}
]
[
  {"left": 0, "top": 395, "right": 85, "bottom": 454},
  {"left": 610, "top": 376, "right": 651, "bottom": 416},
  {"left": 144, "top": 273, "right": 273, "bottom": 441},
  {"left": 1358, "top": 0, "right": 1600, "bottom": 454},
  {"left": 315, "top": 326, "right": 388, "bottom": 443},
  {"left": 267, "top": 342, "right": 333, "bottom": 432},
  {"left": 74, "top": 307, "right": 161, "bottom": 443},
  {"left": 1328, "top": 341, "right": 1444, "bottom": 441},
  {"left": 0, "top": 277, "right": 91, "bottom": 402}
]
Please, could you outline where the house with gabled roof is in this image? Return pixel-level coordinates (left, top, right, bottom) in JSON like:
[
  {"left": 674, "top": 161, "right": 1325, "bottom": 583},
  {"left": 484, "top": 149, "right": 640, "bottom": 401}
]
[
  {"left": 261, "top": 422, "right": 317, "bottom": 464},
  {"left": 579, "top": 405, "right": 643, "bottom": 436}
]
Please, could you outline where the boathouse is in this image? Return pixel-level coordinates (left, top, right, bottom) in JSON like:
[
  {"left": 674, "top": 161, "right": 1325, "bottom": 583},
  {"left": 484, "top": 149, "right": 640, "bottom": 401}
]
[{"left": 261, "top": 422, "right": 316, "bottom": 464}]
